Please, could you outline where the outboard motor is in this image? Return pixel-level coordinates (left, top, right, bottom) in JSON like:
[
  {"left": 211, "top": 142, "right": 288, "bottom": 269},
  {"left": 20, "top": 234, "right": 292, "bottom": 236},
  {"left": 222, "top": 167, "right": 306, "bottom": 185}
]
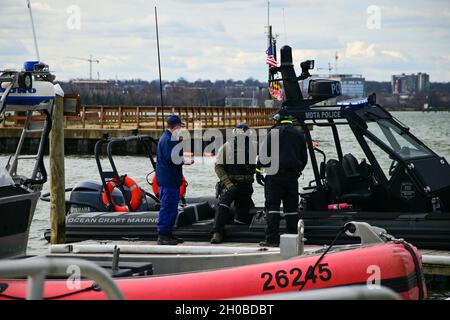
[
  {"left": 68, "top": 181, "right": 121, "bottom": 214},
  {"left": 67, "top": 180, "right": 160, "bottom": 214}
]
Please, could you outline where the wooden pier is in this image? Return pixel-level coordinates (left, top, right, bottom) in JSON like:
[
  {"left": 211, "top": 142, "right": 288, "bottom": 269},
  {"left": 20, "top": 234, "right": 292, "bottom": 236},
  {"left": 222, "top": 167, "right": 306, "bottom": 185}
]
[
  {"left": 0, "top": 105, "right": 276, "bottom": 155},
  {"left": 2, "top": 105, "right": 276, "bottom": 130}
]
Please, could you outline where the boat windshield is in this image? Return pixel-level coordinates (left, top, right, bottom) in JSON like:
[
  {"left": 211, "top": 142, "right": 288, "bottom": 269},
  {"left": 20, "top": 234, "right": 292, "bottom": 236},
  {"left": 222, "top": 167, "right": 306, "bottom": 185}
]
[{"left": 366, "top": 119, "right": 433, "bottom": 160}]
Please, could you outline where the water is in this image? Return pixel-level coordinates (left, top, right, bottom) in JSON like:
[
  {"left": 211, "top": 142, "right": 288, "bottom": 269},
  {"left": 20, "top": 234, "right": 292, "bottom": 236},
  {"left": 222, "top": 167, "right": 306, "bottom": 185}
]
[{"left": 1, "top": 111, "right": 449, "bottom": 255}]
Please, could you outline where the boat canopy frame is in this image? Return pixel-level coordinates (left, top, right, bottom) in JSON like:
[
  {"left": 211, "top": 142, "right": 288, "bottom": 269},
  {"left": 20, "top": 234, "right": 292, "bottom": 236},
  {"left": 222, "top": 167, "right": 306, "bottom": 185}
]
[{"left": 94, "top": 134, "right": 159, "bottom": 211}]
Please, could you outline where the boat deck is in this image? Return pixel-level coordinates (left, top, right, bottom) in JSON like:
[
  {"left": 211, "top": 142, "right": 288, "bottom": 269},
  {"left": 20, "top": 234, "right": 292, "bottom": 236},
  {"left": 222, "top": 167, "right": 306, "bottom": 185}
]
[
  {"left": 47, "top": 240, "right": 450, "bottom": 277},
  {"left": 49, "top": 239, "right": 326, "bottom": 255},
  {"left": 47, "top": 240, "right": 325, "bottom": 276},
  {"left": 420, "top": 249, "right": 450, "bottom": 276}
]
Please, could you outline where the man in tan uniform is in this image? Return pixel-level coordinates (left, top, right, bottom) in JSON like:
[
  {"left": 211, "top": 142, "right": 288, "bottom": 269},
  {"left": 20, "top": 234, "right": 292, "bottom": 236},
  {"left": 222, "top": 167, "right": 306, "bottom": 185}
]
[{"left": 211, "top": 124, "right": 257, "bottom": 244}]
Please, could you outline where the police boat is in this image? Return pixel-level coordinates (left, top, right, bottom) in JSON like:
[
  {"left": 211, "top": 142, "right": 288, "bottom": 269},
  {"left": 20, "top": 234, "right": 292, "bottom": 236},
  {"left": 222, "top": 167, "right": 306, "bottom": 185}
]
[
  {"left": 0, "top": 61, "right": 55, "bottom": 258},
  {"left": 51, "top": 46, "right": 450, "bottom": 250},
  {"left": 269, "top": 46, "right": 450, "bottom": 249}
]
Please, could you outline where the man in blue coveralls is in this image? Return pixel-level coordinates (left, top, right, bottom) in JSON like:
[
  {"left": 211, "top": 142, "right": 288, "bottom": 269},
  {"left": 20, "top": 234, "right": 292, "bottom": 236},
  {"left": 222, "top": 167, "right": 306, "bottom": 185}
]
[{"left": 156, "top": 115, "right": 194, "bottom": 245}]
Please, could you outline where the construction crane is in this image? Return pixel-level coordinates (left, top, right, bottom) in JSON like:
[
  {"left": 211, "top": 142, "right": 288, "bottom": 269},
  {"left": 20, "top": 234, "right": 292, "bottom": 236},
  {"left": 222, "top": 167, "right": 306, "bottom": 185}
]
[
  {"left": 317, "top": 52, "right": 340, "bottom": 77},
  {"left": 68, "top": 55, "right": 100, "bottom": 80},
  {"left": 317, "top": 62, "right": 333, "bottom": 77}
]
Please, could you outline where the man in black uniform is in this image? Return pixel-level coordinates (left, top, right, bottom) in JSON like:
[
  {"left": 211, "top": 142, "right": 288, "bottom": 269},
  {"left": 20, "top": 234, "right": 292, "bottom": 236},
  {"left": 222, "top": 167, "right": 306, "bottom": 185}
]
[
  {"left": 257, "top": 109, "right": 308, "bottom": 247},
  {"left": 211, "top": 123, "right": 257, "bottom": 244}
]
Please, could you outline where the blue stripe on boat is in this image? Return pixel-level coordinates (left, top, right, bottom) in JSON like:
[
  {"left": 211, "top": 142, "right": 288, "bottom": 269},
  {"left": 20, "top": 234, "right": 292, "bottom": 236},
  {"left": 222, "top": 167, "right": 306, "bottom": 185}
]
[{"left": 6, "top": 96, "right": 55, "bottom": 106}]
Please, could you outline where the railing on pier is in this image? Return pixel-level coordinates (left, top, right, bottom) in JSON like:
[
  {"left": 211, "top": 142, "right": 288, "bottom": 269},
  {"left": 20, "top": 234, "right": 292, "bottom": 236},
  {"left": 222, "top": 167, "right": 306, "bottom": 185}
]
[{"left": 2, "top": 106, "right": 277, "bottom": 129}]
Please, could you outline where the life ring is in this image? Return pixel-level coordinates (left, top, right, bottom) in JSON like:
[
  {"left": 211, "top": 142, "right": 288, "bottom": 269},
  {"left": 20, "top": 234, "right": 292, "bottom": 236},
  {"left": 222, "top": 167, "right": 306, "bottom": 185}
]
[
  {"left": 152, "top": 175, "right": 187, "bottom": 199},
  {"left": 102, "top": 176, "right": 142, "bottom": 212}
]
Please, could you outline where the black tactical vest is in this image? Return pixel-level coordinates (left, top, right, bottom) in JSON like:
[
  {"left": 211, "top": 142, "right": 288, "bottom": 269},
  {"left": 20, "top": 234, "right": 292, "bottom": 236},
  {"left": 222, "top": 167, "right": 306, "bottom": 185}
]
[{"left": 225, "top": 136, "right": 256, "bottom": 176}]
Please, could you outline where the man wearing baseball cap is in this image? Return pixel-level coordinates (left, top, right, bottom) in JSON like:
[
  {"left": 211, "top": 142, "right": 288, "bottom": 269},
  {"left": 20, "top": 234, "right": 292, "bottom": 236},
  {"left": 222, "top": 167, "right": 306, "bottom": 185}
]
[{"left": 156, "top": 115, "right": 194, "bottom": 245}]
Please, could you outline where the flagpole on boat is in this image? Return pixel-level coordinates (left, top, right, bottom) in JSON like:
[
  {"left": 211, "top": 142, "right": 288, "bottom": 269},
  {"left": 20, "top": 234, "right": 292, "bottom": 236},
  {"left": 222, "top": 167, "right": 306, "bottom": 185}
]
[{"left": 155, "top": 6, "right": 165, "bottom": 130}]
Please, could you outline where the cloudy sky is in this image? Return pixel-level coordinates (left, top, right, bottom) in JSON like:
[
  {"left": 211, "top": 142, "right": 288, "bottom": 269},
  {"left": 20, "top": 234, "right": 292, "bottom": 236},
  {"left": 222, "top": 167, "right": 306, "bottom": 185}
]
[{"left": 1, "top": 0, "right": 449, "bottom": 82}]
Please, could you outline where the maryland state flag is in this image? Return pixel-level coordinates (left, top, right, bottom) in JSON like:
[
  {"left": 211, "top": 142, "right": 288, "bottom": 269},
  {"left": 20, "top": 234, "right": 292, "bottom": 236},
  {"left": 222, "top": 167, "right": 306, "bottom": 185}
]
[
  {"left": 269, "top": 80, "right": 283, "bottom": 101},
  {"left": 266, "top": 45, "right": 284, "bottom": 101}
]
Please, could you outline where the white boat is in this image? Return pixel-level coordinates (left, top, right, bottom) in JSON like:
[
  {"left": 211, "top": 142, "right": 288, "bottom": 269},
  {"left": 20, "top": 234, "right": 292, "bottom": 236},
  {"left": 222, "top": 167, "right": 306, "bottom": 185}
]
[{"left": 0, "top": 61, "right": 56, "bottom": 259}]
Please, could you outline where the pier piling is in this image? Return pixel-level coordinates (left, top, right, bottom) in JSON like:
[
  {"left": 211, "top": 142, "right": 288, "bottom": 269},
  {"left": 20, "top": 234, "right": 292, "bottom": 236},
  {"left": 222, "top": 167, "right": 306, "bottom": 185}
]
[{"left": 50, "top": 96, "right": 66, "bottom": 244}]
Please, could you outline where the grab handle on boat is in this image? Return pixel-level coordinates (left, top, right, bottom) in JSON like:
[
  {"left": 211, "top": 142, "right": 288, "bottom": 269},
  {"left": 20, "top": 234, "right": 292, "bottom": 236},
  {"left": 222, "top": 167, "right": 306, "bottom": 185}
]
[
  {"left": 344, "top": 221, "right": 388, "bottom": 246},
  {"left": 112, "top": 246, "right": 120, "bottom": 273},
  {"left": 0, "top": 257, "right": 124, "bottom": 300},
  {"left": 297, "top": 219, "right": 306, "bottom": 255},
  {"left": 280, "top": 219, "right": 307, "bottom": 259}
]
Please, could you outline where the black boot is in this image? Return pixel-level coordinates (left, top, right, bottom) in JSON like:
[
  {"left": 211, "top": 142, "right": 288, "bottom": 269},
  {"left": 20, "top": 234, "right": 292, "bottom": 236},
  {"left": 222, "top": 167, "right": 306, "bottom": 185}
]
[
  {"left": 158, "top": 234, "right": 178, "bottom": 245},
  {"left": 210, "top": 232, "right": 224, "bottom": 244},
  {"left": 259, "top": 239, "right": 279, "bottom": 247},
  {"left": 170, "top": 233, "right": 184, "bottom": 244},
  {"left": 261, "top": 211, "right": 280, "bottom": 247}
]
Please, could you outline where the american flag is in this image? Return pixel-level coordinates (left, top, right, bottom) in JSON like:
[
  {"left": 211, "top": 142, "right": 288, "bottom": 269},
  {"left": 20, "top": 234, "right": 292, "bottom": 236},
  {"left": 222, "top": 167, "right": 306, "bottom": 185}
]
[{"left": 266, "top": 46, "right": 278, "bottom": 68}]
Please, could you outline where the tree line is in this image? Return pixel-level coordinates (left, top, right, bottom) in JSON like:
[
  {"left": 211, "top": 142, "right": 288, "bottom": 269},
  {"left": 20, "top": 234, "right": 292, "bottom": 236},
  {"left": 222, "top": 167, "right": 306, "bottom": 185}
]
[
  {"left": 60, "top": 78, "right": 450, "bottom": 110},
  {"left": 60, "top": 78, "right": 270, "bottom": 107}
]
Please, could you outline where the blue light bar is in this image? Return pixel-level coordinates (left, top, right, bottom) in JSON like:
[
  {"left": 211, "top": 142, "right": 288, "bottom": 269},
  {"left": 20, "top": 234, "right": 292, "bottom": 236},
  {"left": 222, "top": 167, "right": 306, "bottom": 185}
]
[
  {"left": 337, "top": 98, "right": 368, "bottom": 106},
  {"left": 23, "top": 61, "right": 40, "bottom": 72}
]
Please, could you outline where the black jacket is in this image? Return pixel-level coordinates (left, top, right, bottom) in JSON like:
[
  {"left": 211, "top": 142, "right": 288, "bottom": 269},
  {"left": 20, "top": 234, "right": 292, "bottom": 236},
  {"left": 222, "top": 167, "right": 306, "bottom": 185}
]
[
  {"left": 257, "top": 123, "right": 308, "bottom": 175},
  {"left": 215, "top": 136, "right": 257, "bottom": 184}
]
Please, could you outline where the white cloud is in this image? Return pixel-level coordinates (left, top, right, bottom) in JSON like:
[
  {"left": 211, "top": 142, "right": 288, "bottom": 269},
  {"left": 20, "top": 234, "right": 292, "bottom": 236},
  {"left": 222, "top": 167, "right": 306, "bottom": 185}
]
[
  {"left": 345, "top": 41, "right": 376, "bottom": 58},
  {"left": 381, "top": 50, "right": 408, "bottom": 62}
]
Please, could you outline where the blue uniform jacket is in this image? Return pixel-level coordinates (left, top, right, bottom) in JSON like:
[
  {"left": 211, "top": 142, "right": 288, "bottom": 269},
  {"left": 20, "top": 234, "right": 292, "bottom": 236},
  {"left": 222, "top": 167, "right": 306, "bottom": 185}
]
[{"left": 156, "top": 130, "right": 183, "bottom": 188}]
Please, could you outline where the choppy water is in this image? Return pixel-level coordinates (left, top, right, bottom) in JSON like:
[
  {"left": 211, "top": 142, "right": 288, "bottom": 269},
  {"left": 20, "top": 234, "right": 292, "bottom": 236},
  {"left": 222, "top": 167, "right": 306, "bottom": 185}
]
[{"left": 1, "top": 111, "right": 449, "bottom": 256}]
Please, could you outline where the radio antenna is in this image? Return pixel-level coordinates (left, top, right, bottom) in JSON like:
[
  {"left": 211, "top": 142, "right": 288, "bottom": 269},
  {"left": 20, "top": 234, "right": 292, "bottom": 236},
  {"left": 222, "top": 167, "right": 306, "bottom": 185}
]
[
  {"left": 155, "top": 6, "right": 165, "bottom": 130},
  {"left": 26, "top": 0, "right": 40, "bottom": 61},
  {"left": 335, "top": 51, "right": 339, "bottom": 75}
]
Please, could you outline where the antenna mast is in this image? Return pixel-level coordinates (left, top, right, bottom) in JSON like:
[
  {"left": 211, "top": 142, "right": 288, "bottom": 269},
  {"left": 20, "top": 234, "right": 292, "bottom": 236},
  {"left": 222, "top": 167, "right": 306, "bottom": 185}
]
[
  {"left": 282, "top": 8, "right": 287, "bottom": 44},
  {"left": 266, "top": 1, "right": 272, "bottom": 52},
  {"left": 155, "top": 6, "right": 165, "bottom": 130},
  {"left": 266, "top": 1, "right": 272, "bottom": 98},
  {"left": 27, "top": 0, "right": 40, "bottom": 61}
]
